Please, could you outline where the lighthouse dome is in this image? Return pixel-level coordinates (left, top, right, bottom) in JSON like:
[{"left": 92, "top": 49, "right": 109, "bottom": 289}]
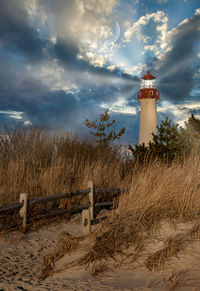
[{"left": 142, "top": 70, "right": 156, "bottom": 80}]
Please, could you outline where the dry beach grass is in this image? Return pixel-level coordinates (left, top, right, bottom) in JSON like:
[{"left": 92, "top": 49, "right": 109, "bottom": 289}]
[
  {"left": 72, "top": 154, "right": 200, "bottom": 289},
  {"left": 0, "top": 126, "right": 131, "bottom": 206},
  {"left": 76, "top": 154, "right": 200, "bottom": 268},
  {"left": 1, "top": 127, "right": 200, "bottom": 289},
  {"left": 34, "top": 154, "right": 200, "bottom": 290}
]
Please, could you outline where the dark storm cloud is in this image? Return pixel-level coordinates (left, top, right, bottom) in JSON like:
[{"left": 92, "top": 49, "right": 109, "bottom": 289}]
[
  {"left": 0, "top": 76, "right": 81, "bottom": 130},
  {"left": 109, "top": 112, "right": 139, "bottom": 144},
  {"left": 0, "top": 51, "right": 80, "bottom": 129},
  {"left": 0, "top": 41, "right": 137, "bottom": 135},
  {"left": 52, "top": 39, "right": 79, "bottom": 69},
  {"left": 155, "top": 12, "right": 200, "bottom": 103},
  {"left": 0, "top": 0, "right": 45, "bottom": 60},
  {"left": 0, "top": 50, "right": 131, "bottom": 131},
  {"left": 52, "top": 38, "right": 139, "bottom": 83},
  {"left": 22, "top": 90, "right": 81, "bottom": 129},
  {"left": 0, "top": 0, "right": 139, "bottom": 135},
  {"left": 0, "top": 51, "right": 49, "bottom": 110}
]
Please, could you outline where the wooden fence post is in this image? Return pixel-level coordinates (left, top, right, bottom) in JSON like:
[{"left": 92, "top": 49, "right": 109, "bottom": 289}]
[
  {"left": 82, "top": 209, "right": 91, "bottom": 235},
  {"left": 19, "top": 193, "right": 28, "bottom": 232},
  {"left": 88, "top": 180, "right": 94, "bottom": 220}
]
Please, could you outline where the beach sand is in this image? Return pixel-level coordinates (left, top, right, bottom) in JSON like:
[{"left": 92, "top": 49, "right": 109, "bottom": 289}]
[{"left": 1, "top": 214, "right": 200, "bottom": 291}]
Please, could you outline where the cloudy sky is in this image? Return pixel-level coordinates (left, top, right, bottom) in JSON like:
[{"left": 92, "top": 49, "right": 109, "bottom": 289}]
[{"left": 0, "top": 0, "right": 200, "bottom": 144}]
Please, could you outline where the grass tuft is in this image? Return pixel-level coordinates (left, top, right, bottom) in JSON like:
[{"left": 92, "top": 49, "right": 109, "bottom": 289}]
[
  {"left": 39, "top": 231, "right": 83, "bottom": 279},
  {"left": 145, "top": 234, "right": 188, "bottom": 271}
]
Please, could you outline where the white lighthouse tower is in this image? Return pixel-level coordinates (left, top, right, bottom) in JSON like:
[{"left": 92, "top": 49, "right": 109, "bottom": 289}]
[{"left": 137, "top": 71, "right": 160, "bottom": 146}]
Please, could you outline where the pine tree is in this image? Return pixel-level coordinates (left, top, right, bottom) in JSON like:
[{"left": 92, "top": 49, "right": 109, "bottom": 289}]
[
  {"left": 179, "top": 114, "right": 200, "bottom": 154},
  {"left": 129, "top": 114, "right": 200, "bottom": 164},
  {"left": 150, "top": 117, "right": 181, "bottom": 160},
  {"left": 84, "top": 109, "right": 125, "bottom": 146},
  {"left": 129, "top": 117, "right": 181, "bottom": 163}
]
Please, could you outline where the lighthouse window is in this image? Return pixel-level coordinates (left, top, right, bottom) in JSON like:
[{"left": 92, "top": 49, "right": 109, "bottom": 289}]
[{"left": 150, "top": 90, "right": 153, "bottom": 96}]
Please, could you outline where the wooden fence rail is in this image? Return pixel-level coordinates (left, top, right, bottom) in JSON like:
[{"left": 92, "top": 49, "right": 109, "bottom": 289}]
[
  {"left": 0, "top": 202, "right": 23, "bottom": 214},
  {"left": 0, "top": 188, "right": 91, "bottom": 214},
  {"left": 0, "top": 181, "right": 129, "bottom": 233}
]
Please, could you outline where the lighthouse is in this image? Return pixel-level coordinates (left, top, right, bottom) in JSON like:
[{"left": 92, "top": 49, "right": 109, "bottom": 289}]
[{"left": 137, "top": 71, "right": 160, "bottom": 146}]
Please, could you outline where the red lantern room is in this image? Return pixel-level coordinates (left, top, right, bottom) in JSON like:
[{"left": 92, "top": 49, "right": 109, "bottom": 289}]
[{"left": 137, "top": 70, "right": 160, "bottom": 100}]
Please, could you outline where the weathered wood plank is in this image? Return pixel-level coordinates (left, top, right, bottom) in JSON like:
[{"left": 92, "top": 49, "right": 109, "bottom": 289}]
[
  {"left": 27, "top": 204, "right": 90, "bottom": 221},
  {"left": 28, "top": 188, "right": 90, "bottom": 206},
  {"left": 0, "top": 189, "right": 90, "bottom": 214},
  {"left": 0, "top": 202, "right": 23, "bottom": 214},
  {"left": 72, "top": 189, "right": 91, "bottom": 197},
  {"left": 0, "top": 184, "right": 127, "bottom": 216},
  {"left": 71, "top": 204, "right": 91, "bottom": 213},
  {"left": 91, "top": 216, "right": 108, "bottom": 225},
  {"left": 94, "top": 201, "right": 119, "bottom": 207},
  {"left": 29, "top": 194, "right": 67, "bottom": 205}
]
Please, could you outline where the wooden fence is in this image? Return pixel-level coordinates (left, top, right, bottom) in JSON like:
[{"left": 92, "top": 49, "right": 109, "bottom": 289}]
[{"left": 0, "top": 181, "right": 129, "bottom": 234}]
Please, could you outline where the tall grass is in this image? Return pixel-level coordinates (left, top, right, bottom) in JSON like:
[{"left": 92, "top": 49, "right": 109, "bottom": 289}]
[
  {"left": 78, "top": 153, "right": 200, "bottom": 275},
  {"left": 0, "top": 126, "right": 132, "bottom": 206}
]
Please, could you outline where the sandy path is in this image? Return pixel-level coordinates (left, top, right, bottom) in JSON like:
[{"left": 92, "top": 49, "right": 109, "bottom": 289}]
[
  {"left": 0, "top": 215, "right": 151, "bottom": 291},
  {"left": 0, "top": 215, "right": 200, "bottom": 291}
]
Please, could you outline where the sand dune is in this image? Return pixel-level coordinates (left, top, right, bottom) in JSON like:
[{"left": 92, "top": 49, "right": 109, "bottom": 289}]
[{"left": 1, "top": 214, "right": 200, "bottom": 291}]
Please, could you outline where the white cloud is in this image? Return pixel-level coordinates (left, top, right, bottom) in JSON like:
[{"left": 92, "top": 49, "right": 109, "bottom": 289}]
[
  {"left": 83, "top": 0, "right": 118, "bottom": 15},
  {"left": 155, "top": 10, "right": 200, "bottom": 64},
  {"left": 144, "top": 45, "right": 157, "bottom": 51},
  {"left": 123, "top": 10, "right": 172, "bottom": 63},
  {"left": 0, "top": 110, "right": 23, "bottom": 120},
  {"left": 100, "top": 97, "right": 137, "bottom": 115},
  {"left": 153, "top": 22, "right": 169, "bottom": 54},
  {"left": 61, "top": 0, "right": 121, "bottom": 68},
  {"left": 24, "top": 0, "right": 119, "bottom": 69},
  {"left": 195, "top": 8, "right": 200, "bottom": 15},
  {"left": 85, "top": 52, "right": 107, "bottom": 67},
  {"left": 24, "top": 120, "right": 33, "bottom": 126},
  {"left": 49, "top": 35, "right": 57, "bottom": 44},
  {"left": 24, "top": 0, "right": 38, "bottom": 17},
  {"left": 57, "top": 0, "right": 119, "bottom": 52},
  {"left": 158, "top": 101, "right": 200, "bottom": 127},
  {"left": 123, "top": 11, "right": 168, "bottom": 43},
  {"left": 107, "top": 65, "right": 116, "bottom": 72},
  {"left": 29, "top": 59, "right": 81, "bottom": 94},
  {"left": 123, "top": 8, "right": 200, "bottom": 67},
  {"left": 124, "top": 63, "right": 148, "bottom": 76},
  {"left": 24, "top": 0, "right": 56, "bottom": 37}
]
